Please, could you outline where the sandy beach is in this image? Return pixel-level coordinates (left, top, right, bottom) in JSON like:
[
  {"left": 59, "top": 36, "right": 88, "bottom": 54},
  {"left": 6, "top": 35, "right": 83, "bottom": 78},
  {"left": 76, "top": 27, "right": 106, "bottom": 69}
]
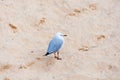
[{"left": 0, "top": 0, "right": 120, "bottom": 80}]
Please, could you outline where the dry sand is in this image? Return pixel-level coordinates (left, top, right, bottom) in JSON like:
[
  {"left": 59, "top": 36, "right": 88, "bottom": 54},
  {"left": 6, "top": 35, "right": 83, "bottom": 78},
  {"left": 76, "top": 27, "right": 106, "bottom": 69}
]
[{"left": 0, "top": 0, "right": 120, "bottom": 80}]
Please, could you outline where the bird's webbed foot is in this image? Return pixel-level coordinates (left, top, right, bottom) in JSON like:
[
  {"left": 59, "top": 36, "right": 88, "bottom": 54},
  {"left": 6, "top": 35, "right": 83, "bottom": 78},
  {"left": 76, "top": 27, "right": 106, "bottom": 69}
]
[{"left": 56, "top": 57, "right": 62, "bottom": 60}]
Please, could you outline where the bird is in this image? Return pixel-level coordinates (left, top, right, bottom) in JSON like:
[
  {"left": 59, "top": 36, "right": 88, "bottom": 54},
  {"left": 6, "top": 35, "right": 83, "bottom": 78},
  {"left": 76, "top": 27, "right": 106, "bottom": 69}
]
[{"left": 44, "top": 32, "right": 67, "bottom": 60}]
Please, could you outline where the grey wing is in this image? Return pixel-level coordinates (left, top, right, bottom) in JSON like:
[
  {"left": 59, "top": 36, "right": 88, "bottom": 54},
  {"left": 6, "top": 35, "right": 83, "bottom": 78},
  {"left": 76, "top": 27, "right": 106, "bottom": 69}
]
[{"left": 47, "top": 38, "right": 63, "bottom": 54}]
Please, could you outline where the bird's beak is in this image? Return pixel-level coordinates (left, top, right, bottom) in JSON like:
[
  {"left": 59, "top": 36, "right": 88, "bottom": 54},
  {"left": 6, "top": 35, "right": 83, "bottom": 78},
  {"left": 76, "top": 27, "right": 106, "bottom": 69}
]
[{"left": 63, "top": 34, "right": 67, "bottom": 36}]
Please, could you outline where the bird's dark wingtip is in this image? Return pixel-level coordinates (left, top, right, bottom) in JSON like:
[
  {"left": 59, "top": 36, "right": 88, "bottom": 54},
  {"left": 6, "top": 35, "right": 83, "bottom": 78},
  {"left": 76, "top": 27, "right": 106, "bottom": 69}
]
[{"left": 43, "top": 52, "right": 50, "bottom": 56}]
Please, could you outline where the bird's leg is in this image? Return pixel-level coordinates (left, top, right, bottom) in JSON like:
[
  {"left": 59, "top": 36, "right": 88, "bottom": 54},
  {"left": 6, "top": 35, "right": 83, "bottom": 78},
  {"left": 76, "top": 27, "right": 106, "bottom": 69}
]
[
  {"left": 54, "top": 52, "right": 57, "bottom": 58},
  {"left": 56, "top": 51, "right": 62, "bottom": 60}
]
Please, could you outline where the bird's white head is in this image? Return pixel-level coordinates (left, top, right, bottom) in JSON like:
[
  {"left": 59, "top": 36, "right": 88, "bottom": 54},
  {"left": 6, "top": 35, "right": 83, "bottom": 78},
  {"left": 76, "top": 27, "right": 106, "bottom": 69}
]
[{"left": 56, "top": 32, "right": 67, "bottom": 37}]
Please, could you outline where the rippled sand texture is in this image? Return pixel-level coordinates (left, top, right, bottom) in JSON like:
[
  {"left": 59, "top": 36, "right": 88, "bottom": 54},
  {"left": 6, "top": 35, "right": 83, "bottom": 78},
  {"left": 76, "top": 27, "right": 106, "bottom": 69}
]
[{"left": 0, "top": 0, "right": 120, "bottom": 80}]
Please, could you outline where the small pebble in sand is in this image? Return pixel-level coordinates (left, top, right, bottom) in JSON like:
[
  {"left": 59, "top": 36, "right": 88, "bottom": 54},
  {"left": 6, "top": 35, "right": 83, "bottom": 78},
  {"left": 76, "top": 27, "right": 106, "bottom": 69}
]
[{"left": 9, "top": 23, "right": 17, "bottom": 33}]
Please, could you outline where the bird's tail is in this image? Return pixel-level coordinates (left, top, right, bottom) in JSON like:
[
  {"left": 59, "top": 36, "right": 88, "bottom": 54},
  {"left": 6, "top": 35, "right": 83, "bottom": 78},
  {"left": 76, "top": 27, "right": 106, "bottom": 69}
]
[{"left": 43, "top": 52, "right": 50, "bottom": 56}]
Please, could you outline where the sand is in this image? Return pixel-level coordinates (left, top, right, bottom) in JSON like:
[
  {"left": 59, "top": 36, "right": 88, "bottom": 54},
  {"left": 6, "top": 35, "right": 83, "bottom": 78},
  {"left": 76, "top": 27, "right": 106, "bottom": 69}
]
[{"left": 0, "top": 0, "right": 120, "bottom": 80}]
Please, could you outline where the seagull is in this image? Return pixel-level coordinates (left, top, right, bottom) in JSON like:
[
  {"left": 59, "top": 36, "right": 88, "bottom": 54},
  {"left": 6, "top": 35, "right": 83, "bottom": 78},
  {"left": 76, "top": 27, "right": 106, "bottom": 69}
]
[{"left": 44, "top": 32, "right": 67, "bottom": 60}]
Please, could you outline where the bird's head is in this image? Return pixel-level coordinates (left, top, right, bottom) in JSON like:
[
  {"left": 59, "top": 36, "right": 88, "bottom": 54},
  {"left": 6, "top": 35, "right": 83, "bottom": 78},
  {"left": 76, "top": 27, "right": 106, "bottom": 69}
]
[{"left": 56, "top": 32, "right": 67, "bottom": 37}]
